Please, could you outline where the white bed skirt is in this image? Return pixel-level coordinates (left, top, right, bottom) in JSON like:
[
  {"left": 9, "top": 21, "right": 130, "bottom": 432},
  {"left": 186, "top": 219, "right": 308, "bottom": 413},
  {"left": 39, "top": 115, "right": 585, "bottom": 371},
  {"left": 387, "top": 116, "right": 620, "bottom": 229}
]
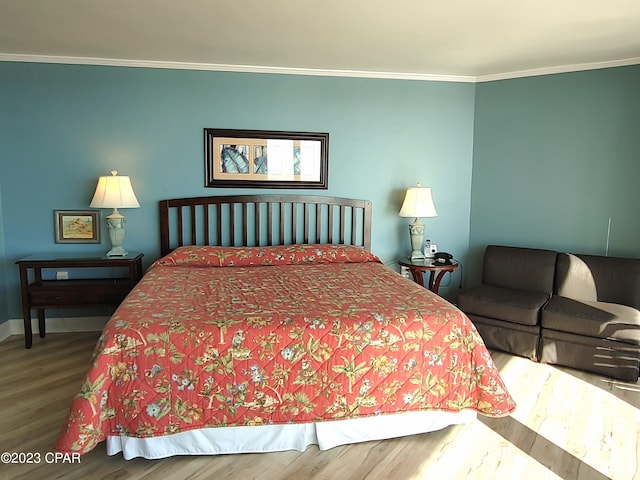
[{"left": 106, "top": 410, "right": 476, "bottom": 460}]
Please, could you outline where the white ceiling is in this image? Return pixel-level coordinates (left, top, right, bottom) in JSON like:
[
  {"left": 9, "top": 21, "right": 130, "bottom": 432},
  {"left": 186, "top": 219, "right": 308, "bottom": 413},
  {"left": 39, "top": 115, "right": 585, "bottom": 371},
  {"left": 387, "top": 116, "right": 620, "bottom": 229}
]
[{"left": 1, "top": 0, "right": 640, "bottom": 82}]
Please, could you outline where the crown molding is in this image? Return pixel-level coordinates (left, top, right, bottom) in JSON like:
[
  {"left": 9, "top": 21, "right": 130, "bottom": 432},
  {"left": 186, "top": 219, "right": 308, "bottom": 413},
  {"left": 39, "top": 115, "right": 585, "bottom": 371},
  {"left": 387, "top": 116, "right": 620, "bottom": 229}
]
[
  {"left": 1, "top": 53, "right": 638, "bottom": 83},
  {"left": 476, "top": 57, "right": 640, "bottom": 82},
  {"left": 0, "top": 53, "right": 476, "bottom": 83}
]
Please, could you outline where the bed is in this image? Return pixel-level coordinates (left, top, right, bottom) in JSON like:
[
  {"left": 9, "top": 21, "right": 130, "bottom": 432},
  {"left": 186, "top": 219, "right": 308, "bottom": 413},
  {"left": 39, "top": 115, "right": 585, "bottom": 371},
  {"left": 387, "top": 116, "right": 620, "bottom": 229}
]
[{"left": 55, "top": 194, "right": 515, "bottom": 459}]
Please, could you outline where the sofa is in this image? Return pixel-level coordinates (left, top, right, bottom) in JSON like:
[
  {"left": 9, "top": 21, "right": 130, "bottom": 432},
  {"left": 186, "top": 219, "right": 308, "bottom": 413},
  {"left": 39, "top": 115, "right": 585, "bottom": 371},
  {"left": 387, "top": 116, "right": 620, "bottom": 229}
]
[{"left": 458, "top": 245, "right": 640, "bottom": 382}]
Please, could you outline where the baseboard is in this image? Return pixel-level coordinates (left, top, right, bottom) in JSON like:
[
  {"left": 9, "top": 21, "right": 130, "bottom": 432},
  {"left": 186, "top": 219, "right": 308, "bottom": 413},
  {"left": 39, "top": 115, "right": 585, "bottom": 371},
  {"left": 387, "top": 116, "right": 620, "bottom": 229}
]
[
  {"left": 0, "top": 320, "right": 12, "bottom": 343},
  {"left": 0, "top": 316, "right": 109, "bottom": 343}
]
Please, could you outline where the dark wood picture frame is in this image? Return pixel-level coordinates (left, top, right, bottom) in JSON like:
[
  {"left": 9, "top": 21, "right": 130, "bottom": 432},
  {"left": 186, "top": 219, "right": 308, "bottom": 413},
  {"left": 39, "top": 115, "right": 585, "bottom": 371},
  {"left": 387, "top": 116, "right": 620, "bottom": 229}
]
[
  {"left": 54, "top": 210, "right": 100, "bottom": 243},
  {"left": 205, "top": 129, "right": 329, "bottom": 189}
]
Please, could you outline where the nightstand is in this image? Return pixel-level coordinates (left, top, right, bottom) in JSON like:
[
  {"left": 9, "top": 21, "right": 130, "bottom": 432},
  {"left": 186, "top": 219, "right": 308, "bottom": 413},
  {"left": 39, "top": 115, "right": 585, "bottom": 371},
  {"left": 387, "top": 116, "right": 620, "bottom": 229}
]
[
  {"left": 16, "top": 252, "right": 144, "bottom": 348},
  {"left": 398, "top": 257, "right": 458, "bottom": 295}
]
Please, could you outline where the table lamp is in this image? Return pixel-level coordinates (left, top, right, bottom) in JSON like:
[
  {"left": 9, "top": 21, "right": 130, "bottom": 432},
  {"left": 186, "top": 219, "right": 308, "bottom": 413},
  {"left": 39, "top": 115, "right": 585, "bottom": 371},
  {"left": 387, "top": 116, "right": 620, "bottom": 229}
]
[
  {"left": 89, "top": 170, "right": 140, "bottom": 256},
  {"left": 399, "top": 183, "right": 438, "bottom": 260}
]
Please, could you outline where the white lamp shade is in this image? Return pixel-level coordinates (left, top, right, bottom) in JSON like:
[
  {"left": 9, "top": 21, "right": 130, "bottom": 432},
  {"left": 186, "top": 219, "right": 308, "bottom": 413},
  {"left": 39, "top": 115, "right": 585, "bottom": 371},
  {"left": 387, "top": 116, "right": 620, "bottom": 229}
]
[
  {"left": 399, "top": 185, "right": 438, "bottom": 218},
  {"left": 90, "top": 170, "right": 140, "bottom": 209}
]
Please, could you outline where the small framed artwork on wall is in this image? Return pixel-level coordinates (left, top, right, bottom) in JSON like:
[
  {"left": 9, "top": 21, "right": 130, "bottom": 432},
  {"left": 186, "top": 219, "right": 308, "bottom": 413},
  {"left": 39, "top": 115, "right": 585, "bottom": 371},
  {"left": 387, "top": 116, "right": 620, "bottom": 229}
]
[
  {"left": 204, "top": 128, "right": 329, "bottom": 189},
  {"left": 54, "top": 210, "right": 100, "bottom": 243}
]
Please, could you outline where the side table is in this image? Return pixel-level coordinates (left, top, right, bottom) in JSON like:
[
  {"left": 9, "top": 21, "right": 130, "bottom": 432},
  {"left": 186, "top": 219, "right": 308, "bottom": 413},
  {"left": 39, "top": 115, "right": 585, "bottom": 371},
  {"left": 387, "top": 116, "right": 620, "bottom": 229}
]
[
  {"left": 398, "top": 257, "right": 458, "bottom": 295},
  {"left": 16, "top": 252, "right": 144, "bottom": 348}
]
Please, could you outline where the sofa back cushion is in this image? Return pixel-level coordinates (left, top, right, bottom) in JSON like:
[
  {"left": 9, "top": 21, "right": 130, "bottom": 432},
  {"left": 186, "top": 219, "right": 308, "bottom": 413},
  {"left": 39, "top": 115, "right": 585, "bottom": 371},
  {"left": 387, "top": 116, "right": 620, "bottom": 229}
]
[
  {"left": 483, "top": 245, "right": 557, "bottom": 294},
  {"left": 555, "top": 253, "right": 640, "bottom": 309}
]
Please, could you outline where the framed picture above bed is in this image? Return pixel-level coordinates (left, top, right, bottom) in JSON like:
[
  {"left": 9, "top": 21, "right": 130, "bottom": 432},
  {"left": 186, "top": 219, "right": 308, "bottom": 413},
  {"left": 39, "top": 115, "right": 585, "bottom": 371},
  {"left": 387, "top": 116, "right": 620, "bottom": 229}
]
[{"left": 204, "top": 128, "right": 329, "bottom": 189}]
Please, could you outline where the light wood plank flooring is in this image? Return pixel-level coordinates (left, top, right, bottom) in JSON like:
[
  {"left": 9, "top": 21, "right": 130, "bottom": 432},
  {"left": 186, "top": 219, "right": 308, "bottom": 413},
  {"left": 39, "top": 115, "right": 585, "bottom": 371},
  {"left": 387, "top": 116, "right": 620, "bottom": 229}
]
[{"left": 0, "top": 332, "right": 638, "bottom": 480}]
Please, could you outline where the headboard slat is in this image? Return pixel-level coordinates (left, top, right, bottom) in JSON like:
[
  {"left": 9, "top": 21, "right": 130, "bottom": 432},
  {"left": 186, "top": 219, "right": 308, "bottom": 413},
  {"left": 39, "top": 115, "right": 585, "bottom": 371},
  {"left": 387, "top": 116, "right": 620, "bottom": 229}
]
[
  {"left": 159, "top": 194, "right": 372, "bottom": 257},
  {"left": 268, "top": 203, "right": 274, "bottom": 246},
  {"left": 190, "top": 205, "right": 197, "bottom": 246},
  {"left": 216, "top": 204, "right": 223, "bottom": 246},
  {"left": 351, "top": 208, "right": 358, "bottom": 246},
  {"left": 177, "top": 207, "right": 184, "bottom": 247},
  {"left": 303, "top": 204, "right": 309, "bottom": 244},
  {"left": 203, "top": 205, "right": 210, "bottom": 246},
  {"left": 316, "top": 204, "right": 322, "bottom": 244},
  {"left": 242, "top": 203, "right": 249, "bottom": 247},
  {"left": 328, "top": 205, "right": 335, "bottom": 245},
  {"left": 286, "top": 203, "right": 297, "bottom": 244},
  {"left": 339, "top": 205, "right": 346, "bottom": 245},
  {"left": 255, "top": 202, "right": 261, "bottom": 246},
  {"left": 229, "top": 204, "right": 236, "bottom": 246}
]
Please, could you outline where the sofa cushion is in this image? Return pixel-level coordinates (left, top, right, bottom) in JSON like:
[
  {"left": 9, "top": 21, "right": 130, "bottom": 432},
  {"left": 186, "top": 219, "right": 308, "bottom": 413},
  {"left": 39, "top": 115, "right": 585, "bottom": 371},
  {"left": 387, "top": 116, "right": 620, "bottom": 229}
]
[
  {"left": 542, "top": 296, "right": 640, "bottom": 346},
  {"left": 483, "top": 245, "right": 557, "bottom": 294},
  {"left": 555, "top": 253, "right": 640, "bottom": 309},
  {"left": 458, "top": 284, "right": 550, "bottom": 326}
]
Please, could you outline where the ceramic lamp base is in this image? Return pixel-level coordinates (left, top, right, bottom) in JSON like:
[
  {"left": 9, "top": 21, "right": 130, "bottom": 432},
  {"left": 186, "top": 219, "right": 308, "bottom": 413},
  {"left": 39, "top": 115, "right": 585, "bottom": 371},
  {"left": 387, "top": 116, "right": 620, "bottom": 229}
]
[
  {"left": 408, "top": 217, "right": 425, "bottom": 260},
  {"left": 106, "top": 211, "right": 129, "bottom": 257},
  {"left": 107, "top": 245, "right": 129, "bottom": 257}
]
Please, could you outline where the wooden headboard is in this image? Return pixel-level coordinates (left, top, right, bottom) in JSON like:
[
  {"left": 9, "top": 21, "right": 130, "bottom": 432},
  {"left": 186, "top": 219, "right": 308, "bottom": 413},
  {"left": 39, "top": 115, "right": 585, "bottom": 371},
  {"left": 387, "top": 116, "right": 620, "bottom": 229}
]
[{"left": 159, "top": 194, "right": 372, "bottom": 257}]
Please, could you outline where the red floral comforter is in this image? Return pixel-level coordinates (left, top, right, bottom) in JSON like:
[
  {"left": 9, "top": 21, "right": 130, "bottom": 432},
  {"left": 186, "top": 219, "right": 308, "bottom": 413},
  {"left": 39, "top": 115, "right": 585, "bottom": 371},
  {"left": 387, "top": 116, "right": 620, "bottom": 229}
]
[{"left": 55, "top": 244, "right": 515, "bottom": 455}]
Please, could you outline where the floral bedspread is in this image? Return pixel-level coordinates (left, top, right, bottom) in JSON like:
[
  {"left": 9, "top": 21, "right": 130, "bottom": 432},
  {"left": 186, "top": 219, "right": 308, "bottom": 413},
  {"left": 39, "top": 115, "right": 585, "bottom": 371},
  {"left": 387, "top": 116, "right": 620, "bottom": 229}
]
[{"left": 55, "top": 244, "right": 515, "bottom": 455}]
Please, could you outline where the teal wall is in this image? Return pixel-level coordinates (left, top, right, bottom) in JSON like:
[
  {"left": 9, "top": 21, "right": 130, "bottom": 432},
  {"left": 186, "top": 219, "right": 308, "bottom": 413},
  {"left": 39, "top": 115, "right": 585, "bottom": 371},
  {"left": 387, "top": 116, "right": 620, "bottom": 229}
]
[
  {"left": 0, "top": 62, "right": 476, "bottom": 321},
  {"left": 2, "top": 61, "right": 639, "bottom": 325},
  {"left": 0, "top": 185, "right": 6, "bottom": 322},
  {"left": 469, "top": 65, "right": 640, "bottom": 284}
]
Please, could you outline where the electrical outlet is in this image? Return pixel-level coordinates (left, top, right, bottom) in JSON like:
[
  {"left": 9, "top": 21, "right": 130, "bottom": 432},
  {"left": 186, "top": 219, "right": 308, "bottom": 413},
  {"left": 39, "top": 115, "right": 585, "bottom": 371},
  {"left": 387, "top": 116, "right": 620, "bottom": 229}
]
[
  {"left": 400, "top": 266, "right": 412, "bottom": 279},
  {"left": 56, "top": 271, "right": 69, "bottom": 280}
]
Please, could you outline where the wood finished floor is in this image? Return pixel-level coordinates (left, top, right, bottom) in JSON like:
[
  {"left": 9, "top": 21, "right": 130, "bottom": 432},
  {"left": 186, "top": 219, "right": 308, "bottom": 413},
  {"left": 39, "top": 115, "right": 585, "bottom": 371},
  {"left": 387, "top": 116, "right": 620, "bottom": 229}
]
[{"left": 0, "top": 332, "right": 638, "bottom": 480}]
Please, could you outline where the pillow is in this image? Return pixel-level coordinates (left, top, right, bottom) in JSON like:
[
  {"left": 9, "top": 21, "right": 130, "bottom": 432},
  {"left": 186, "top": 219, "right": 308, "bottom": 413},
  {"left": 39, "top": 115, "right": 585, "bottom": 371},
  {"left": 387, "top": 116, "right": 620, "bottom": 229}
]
[{"left": 153, "top": 244, "right": 381, "bottom": 268}]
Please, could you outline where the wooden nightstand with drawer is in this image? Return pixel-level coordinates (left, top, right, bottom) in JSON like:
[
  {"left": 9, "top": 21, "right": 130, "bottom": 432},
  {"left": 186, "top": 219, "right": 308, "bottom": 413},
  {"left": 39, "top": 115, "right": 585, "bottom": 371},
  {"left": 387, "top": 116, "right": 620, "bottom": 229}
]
[{"left": 16, "top": 253, "right": 144, "bottom": 348}]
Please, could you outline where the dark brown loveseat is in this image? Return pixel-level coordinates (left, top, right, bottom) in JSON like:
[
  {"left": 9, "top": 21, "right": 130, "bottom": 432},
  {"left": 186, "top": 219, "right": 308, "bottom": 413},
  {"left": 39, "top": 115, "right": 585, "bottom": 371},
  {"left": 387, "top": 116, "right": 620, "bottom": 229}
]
[{"left": 458, "top": 245, "right": 640, "bottom": 382}]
